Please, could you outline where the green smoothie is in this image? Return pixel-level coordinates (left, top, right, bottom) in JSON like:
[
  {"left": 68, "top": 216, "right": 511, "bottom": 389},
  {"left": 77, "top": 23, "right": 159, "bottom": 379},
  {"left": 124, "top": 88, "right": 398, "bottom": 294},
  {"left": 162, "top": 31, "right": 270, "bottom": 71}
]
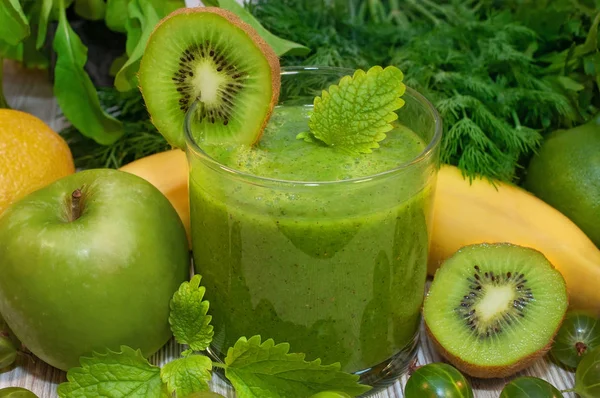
[{"left": 189, "top": 105, "right": 433, "bottom": 373}]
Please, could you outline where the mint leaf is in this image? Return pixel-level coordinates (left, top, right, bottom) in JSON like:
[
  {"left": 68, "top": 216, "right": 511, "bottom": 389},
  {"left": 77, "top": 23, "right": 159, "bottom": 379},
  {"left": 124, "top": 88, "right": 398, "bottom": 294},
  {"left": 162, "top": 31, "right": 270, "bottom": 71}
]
[
  {"left": 169, "top": 274, "right": 214, "bottom": 351},
  {"left": 57, "top": 346, "right": 164, "bottom": 398},
  {"left": 306, "top": 66, "right": 406, "bottom": 154},
  {"left": 224, "top": 336, "right": 371, "bottom": 398},
  {"left": 160, "top": 355, "right": 212, "bottom": 396}
]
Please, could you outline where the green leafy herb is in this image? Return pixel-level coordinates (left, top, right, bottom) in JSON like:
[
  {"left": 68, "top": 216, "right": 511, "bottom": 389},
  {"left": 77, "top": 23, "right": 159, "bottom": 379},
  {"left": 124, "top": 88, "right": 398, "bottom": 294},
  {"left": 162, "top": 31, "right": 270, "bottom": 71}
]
[
  {"left": 105, "top": 0, "right": 128, "bottom": 32},
  {"left": 53, "top": 0, "right": 124, "bottom": 145},
  {"left": 57, "top": 346, "right": 164, "bottom": 398},
  {"left": 300, "top": 65, "right": 405, "bottom": 154},
  {"left": 225, "top": 336, "right": 371, "bottom": 398},
  {"left": 74, "top": 0, "right": 106, "bottom": 21},
  {"left": 169, "top": 274, "right": 214, "bottom": 353},
  {"left": 0, "top": 0, "right": 29, "bottom": 45},
  {"left": 203, "top": 0, "right": 310, "bottom": 57},
  {"left": 114, "top": 0, "right": 160, "bottom": 92},
  {"left": 36, "top": 0, "right": 53, "bottom": 49},
  {"left": 160, "top": 355, "right": 212, "bottom": 396}
]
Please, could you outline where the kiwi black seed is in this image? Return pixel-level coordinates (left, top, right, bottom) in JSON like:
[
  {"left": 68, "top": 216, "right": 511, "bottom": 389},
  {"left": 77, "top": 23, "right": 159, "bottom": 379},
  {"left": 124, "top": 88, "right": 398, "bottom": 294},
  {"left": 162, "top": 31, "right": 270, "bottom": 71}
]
[
  {"left": 423, "top": 243, "right": 568, "bottom": 379},
  {"left": 139, "top": 7, "right": 280, "bottom": 149}
]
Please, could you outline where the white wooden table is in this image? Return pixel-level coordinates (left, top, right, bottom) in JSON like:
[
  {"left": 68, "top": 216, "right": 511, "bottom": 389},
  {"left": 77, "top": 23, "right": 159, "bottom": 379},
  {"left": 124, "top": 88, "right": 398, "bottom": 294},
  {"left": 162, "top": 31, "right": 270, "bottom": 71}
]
[{"left": 0, "top": 61, "right": 576, "bottom": 397}]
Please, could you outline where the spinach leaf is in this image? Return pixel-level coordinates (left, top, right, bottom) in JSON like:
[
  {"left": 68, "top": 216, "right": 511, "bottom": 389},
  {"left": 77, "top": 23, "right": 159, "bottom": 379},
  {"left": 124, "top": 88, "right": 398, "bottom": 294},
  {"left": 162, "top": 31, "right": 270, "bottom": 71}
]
[
  {"left": 105, "top": 0, "right": 129, "bottom": 33},
  {"left": 0, "top": 0, "right": 30, "bottom": 45},
  {"left": 74, "top": 0, "right": 107, "bottom": 21},
  {"left": 208, "top": 0, "right": 310, "bottom": 57},
  {"left": 53, "top": 0, "right": 123, "bottom": 144},
  {"left": 114, "top": 0, "right": 159, "bottom": 92},
  {"left": 36, "top": 0, "right": 54, "bottom": 49}
]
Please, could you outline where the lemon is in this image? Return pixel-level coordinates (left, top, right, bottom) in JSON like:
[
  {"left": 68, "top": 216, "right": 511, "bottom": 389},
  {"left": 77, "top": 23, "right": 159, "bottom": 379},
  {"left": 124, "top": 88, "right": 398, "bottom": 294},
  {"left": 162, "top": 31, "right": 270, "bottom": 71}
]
[
  {"left": 0, "top": 109, "right": 75, "bottom": 214},
  {"left": 525, "top": 116, "right": 600, "bottom": 247}
]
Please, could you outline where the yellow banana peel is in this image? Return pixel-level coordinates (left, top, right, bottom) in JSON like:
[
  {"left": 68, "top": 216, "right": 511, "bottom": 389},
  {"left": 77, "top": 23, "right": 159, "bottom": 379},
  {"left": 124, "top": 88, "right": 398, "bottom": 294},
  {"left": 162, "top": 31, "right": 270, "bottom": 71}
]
[
  {"left": 431, "top": 165, "right": 600, "bottom": 313},
  {"left": 120, "top": 152, "right": 600, "bottom": 313}
]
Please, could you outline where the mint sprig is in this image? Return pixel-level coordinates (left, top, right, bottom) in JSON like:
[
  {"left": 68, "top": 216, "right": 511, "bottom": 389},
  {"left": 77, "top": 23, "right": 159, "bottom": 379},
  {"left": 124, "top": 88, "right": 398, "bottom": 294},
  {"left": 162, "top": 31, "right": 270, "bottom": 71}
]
[
  {"left": 58, "top": 275, "right": 371, "bottom": 397},
  {"left": 299, "top": 65, "right": 406, "bottom": 153}
]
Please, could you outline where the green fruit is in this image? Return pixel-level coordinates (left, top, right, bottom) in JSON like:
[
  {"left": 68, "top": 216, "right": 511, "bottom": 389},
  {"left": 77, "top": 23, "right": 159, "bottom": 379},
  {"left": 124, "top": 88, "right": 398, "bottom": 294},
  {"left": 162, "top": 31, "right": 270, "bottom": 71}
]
[
  {"left": 525, "top": 115, "right": 600, "bottom": 246},
  {"left": 138, "top": 7, "right": 280, "bottom": 149},
  {"left": 0, "top": 169, "right": 189, "bottom": 371},
  {"left": 500, "top": 377, "right": 563, "bottom": 397},
  {"left": 0, "top": 388, "right": 38, "bottom": 398},
  {"left": 551, "top": 311, "right": 600, "bottom": 369},
  {"left": 423, "top": 243, "right": 568, "bottom": 378},
  {"left": 404, "top": 363, "right": 474, "bottom": 398},
  {"left": 0, "top": 336, "right": 17, "bottom": 369},
  {"left": 574, "top": 346, "right": 600, "bottom": 398}
]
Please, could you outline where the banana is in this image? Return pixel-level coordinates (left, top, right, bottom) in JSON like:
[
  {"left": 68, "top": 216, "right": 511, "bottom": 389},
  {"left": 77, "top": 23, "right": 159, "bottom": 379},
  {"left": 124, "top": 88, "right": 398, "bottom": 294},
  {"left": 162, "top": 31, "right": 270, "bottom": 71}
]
[
  {"left": 120, "top": 152, "right": 600, "bottom": 312},
  {"left": 431, "top": 165, "right": 600, "bottom": 313}
]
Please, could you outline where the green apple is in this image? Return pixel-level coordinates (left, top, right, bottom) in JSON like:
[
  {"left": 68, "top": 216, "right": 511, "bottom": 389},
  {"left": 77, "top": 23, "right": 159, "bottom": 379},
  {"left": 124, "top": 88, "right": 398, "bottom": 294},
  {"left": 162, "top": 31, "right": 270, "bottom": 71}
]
[{"left": 0, "top": 169, "right": 189, "bottom": 371}]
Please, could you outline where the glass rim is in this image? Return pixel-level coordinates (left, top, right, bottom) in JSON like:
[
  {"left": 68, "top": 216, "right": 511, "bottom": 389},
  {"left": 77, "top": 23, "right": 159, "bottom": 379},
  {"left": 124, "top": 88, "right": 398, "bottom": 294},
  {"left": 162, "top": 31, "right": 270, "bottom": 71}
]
[{"left": 184, "top": 65, "right": 443, "bottom": 186}]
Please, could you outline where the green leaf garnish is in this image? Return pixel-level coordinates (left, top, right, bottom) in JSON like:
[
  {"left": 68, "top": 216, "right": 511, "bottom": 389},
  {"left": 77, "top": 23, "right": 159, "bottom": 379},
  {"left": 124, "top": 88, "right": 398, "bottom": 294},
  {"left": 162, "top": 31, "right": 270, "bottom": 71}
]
[
  {"left": 302, "top": 65, "right": 406, "bottom": 154},
  {"left": 57, "top": 346, "right": 164, "bottom": 398},
  {"left": 160, "top": 355, "right": 212, "bottom": 396},
  {"left": 169, "top": 274, "right": 214, "bottom": 352},
  {"left": 224, "top": 336, "right": 371, "bottom": 398}
]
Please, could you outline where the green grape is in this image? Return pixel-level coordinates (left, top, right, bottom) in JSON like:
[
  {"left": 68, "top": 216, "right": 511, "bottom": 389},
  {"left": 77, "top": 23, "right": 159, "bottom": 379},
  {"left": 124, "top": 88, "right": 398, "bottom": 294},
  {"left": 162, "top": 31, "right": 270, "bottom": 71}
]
[
  {"left": 404, "top": 363, "right": 474, "bottom": 398},
  {"left": 309, "top": 392, "right": 352, "bottom": 398},
  {"left": 574, "top": 346, "right": 600, "bottom": 398},
  {"left": 0, "top": 336, "right": 17, "bottom": 369},
  {"left": 0, "top": 387, "right": 38, "bottom": 398},
  {"left": 499, "top": 377, "right": 563, "bottom": 397},
  {"left": 551, "top": 311, "right": 600, "bottom": 368}
]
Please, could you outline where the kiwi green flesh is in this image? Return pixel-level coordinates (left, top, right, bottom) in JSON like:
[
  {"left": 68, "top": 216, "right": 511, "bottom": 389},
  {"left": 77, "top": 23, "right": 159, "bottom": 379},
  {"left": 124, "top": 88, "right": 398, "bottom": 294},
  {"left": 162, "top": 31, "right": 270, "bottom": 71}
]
[
  {"left": 139, "top": 11, "right": 275, "bottom": 149},
  {"left": 424, "top": 243, "right": 568, "bottom": 368}
]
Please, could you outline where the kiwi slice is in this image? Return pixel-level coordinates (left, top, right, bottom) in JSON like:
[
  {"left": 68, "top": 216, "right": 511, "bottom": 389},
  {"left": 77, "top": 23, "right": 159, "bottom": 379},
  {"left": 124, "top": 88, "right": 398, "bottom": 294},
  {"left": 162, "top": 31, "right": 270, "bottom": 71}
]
[
  {"left": 423, "top": 243, "right": 568, "bottom": 378},
  {"left": 138, "top": 7, "right": 280, "bottom": 149}
]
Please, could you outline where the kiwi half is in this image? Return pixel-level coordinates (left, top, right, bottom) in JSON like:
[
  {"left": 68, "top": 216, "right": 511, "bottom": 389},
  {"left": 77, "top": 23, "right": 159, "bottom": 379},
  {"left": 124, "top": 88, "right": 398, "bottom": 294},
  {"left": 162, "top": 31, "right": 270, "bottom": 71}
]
[
  {"left": 138, "top": 7, "right": 280, "bottom": 149},
  {"left": 423, "top": 243, "right": 568, "bottom": 378}
]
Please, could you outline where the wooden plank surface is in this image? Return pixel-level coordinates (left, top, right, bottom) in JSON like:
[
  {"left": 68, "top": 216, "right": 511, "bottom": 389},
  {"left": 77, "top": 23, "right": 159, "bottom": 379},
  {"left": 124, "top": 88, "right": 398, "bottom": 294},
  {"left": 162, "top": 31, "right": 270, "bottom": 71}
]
[{"left": 0, "top": 61, "right": 577, "bottom": 397}]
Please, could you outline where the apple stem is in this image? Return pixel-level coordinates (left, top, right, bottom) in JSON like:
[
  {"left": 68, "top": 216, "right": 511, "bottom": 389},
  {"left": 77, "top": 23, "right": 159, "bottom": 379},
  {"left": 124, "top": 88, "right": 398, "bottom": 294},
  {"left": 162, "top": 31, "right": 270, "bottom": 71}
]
[{"left": 71, "top": 189, "right": 83, "bottom": 221}]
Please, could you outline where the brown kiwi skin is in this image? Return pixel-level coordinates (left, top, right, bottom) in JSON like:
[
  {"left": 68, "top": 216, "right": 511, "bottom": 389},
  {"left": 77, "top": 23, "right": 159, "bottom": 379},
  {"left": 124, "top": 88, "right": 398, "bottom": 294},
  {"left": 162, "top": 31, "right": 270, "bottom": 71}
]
[
  {"left": 423, "top": 243, "right": 568, "bottom": 379},
  {"left": 424, "top": 323, "right": 559, "bottom": 378},
  {"left": 138, "top": 7, "right": 281, "bottom": 146}
]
